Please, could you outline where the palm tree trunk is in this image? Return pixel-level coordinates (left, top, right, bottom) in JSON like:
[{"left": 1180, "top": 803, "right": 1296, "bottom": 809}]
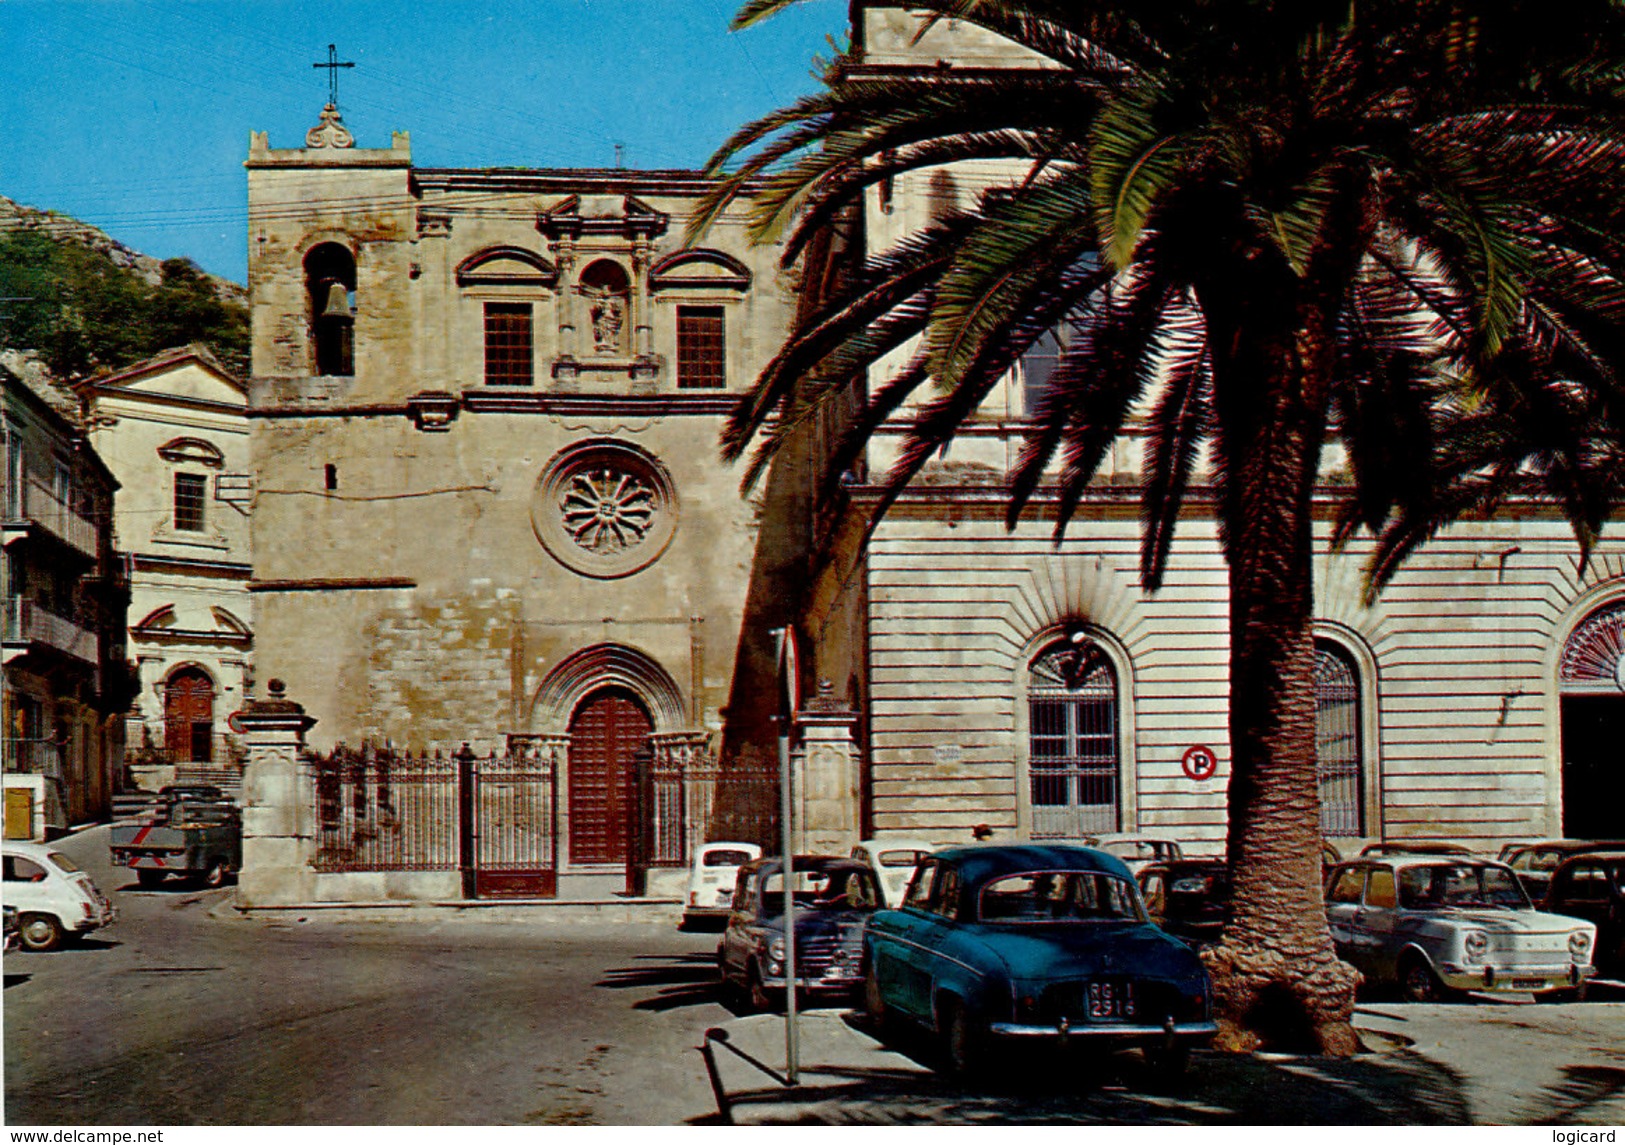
[{"left": 1198, "top": 278, "right": 1362, "bottom": 1056}]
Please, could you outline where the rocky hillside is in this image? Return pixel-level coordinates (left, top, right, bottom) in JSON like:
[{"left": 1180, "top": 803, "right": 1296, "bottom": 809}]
[{"left": 0, "top": 195, "right": 246, "bottom": 305}]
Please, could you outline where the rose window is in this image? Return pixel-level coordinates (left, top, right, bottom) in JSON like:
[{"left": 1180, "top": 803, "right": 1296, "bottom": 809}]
[
  {"left": 533, "top": 441, "right": 677, "bottom": 578},
  {"left": 560, "top": 468, "right": 656, "bottom": 554}
]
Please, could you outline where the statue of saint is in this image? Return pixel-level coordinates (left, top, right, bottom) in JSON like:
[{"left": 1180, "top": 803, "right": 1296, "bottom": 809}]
[{"left": 588, "top": 289, "right": 624, "bottom": 353}]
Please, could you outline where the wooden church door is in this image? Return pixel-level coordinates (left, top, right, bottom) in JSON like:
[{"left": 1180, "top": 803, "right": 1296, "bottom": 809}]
[
  {"left": 164, "top": 667, "right": 215, "bottom": 763},
  {"left": 567, "top": 687, "right": 652, "bottom": 865}
]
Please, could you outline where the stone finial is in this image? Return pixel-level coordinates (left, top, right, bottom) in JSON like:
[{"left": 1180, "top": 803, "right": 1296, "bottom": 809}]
[
  {"left": 306, "top": 104, "right": 356, "bottom": 149},
  {"left": 809, "top": 678, "right": 842, "bottom": 713}
]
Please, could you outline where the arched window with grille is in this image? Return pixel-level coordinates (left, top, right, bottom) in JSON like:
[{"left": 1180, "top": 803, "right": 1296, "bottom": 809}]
[
  {"left": 1027, "top": 638, "right": 1120, "bottom": 838},
  {"left": 1314, "top": 640, "right": 1364, "bottom": 836}
]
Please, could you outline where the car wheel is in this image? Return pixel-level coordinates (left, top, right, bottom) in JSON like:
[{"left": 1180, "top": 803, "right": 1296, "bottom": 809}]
[
  {"left": 136, "top": 869, "right": 167, "bottom": 888},
  {"left": 201, "top": 860, "right": 229, "bottom": 890},
  {"left": 940, "top": 997, "right": 986, "bottom": 1079},
  {"left": 747, "top": 963, "right": 775, "bottom": 1014},
  {"left": 1399, "top": 955, "right": 1457, "bottom": 1003},
  {"left": 17, "top": 913, "right": 64, "bottom": 952},
  {"left": 863, "top": 956, "right": 890, "bottom": 1029}
]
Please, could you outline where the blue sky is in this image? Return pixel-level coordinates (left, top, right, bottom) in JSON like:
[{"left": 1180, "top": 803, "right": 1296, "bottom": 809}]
[{"left": 0, "top": 0, "right": 846, "bottom": 284}]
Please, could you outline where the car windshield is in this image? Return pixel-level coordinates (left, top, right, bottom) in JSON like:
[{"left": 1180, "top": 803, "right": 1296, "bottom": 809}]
[
  {"left": 978, "top": 869, "right": 1145, "bottom": 923},
  {"left": 1397, "top": 864, "right": 1531, "bottom": 911},
  {"left": 703, "top": 850, "right": 753, "bottom": 867},
  {"left": 878, "top": 849, "right": 929, "bottom": 868},
  {"left": 760, "top": 867, "right": 879, "bottom": 914},
  {"left": 46, "top": 852, "right": 81, "bottom": 874}
]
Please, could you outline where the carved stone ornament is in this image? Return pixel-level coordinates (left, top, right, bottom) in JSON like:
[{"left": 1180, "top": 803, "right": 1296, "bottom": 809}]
[
  {"left": 306, "top": 104, "right": 356, "bottom": 149},
  {"left": 532, "top": 440, "right": 678, "bottom": 579}
]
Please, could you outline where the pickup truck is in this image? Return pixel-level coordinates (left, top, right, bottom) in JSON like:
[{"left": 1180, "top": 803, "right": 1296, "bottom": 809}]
[{"left": 110, "top": 786, "right": 241, "bottom": 888}]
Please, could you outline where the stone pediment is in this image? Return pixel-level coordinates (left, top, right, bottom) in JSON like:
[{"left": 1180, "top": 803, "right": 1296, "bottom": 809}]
[
  {"left": 649, "top": 249, "right": 752, "bottom": 291},
  {"left": 85, "top": 346, "right": 247, "bottom": 408},
  {"left": 455, "top": 246, "right": 558, "bottom": 287},
  {"left": 536, "top": 194, "right": 669, "bottom": 241}
]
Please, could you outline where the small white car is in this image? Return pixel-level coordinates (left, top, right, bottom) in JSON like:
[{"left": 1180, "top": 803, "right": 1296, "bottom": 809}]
[
  {"left": 1325, "top": 855, "right": 1597, "bottom": 1001},
  {"left": 2, "top": 840, "right": 117, "bottom": 951},
  {"left": 681, "top": 841, "right": 761, "bottom": 930},
  {"left": 850, "top": 838, "right": 939, "bottom": 907}
]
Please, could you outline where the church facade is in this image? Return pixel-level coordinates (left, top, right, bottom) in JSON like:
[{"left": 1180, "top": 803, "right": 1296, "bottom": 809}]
[{"left": 242, "top": 110, "right": 799, "bottom": 897}]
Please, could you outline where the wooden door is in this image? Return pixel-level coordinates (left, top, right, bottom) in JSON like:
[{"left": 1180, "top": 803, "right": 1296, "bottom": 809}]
[
  {"left": 164, "top": 668, "right": 215, "bottom": 763},
  {"left": 567, "top": 688, "right": 651, "bottom": 865}
]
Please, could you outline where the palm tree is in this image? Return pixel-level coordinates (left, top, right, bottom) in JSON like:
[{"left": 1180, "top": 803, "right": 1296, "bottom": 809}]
[{"left": 696, "top": 0, "right": 1625, "bottom": 1052}]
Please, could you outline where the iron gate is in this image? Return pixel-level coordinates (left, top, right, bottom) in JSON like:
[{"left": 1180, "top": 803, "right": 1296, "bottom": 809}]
[{"left": 312, "top": 743, "right": 557, "bottom": 898}]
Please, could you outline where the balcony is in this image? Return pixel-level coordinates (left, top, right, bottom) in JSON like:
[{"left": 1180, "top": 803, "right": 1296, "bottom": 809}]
[
  {"left": 2, "top": 738, "right": 64, "bottom": 779},
  {"left": 2, "top": 598, "right": 97, "bottom": 666},
  {"left": 3, "top": 477, "right": 99, "bottom": 559}
]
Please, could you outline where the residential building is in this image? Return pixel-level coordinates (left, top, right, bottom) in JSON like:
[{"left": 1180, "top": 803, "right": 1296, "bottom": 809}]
[{"left": 2, "top": 366, "right": 130, "bottom": 838}]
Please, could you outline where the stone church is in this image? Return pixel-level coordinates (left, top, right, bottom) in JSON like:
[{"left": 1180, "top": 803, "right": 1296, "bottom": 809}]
[{"left": 240, "top": 102, "right": 807, "bottom": 901}]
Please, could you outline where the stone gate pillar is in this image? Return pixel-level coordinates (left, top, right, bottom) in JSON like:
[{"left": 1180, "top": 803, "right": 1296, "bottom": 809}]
[
  {"left": 791, "top": 681, "right": 861, "bottom": 855},
  {"left": 231, "top": 679, "right": 318, "bottom": 907}
]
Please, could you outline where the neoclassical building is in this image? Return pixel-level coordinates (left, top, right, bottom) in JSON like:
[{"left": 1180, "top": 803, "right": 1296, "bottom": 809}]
[
  {"left": 78, "top": 346, "right": 254, "bottom": 791},
  {"left": 751, "top": 4, "right": 1625, "bottom": 856}
]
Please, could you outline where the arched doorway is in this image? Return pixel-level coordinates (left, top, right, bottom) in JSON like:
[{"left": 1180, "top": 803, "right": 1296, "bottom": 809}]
[
  {"left": 164, "top": 666, "right": 215, "bottom": 763},
  {"left": 1559, "top": 602, "right": 1625, "bottom": 837},
  {"left": 567, "top": 686, "right": 652, "bottom": 865}
]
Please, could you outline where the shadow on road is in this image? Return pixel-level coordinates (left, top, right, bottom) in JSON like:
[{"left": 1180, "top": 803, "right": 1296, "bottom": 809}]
[
  {"left": 597, "top": 952, "right": 729, "bottom": 1012},
  {"left": 696, "top": 1011, "right": 1475, "bottom": 1125},
  {"left": 4, "top": 973, "right": 31, "bottom": 989}
]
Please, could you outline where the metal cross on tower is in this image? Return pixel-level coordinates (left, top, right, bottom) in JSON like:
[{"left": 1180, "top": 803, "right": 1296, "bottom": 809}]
[{"left": 313, "top": 44, "right": 355, "bottom": 106}]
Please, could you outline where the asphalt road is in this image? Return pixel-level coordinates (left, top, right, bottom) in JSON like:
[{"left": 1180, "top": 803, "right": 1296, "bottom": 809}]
[
  {"left": 8, "top": 825, "right": 1625, "bottom": 1127},
  {"left": 4, "top": 825, "right": 739, "bottom": 1126}
]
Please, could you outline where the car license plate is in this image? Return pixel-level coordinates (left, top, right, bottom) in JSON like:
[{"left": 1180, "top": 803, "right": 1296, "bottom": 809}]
[
  {"left": 1087, "top": 980, "right": 1135, "bottom": 1020},
  {"left": 1512, "top": 978, "right": 1547, "bottom": 990}
]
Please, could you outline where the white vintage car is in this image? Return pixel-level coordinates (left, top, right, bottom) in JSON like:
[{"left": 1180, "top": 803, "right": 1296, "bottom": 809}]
[{"left": 1325, "top": 856, "right": 1597, "bottom": 1001}]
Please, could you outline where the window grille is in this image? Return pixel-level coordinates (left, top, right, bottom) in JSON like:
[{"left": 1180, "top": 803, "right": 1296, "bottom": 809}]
[
  {"left": 484, "top": 303, "right": 534, "bottom": 386},
  {"left": 676, "top": 306, "right": 726, "bottom": 388},
  {"left": 1314, "top": 640, "right": 1363, "bottom": 836},
  {"left": 173, "top": 473, "right": 207, "bottom": 533},
  {"left": 1028, "top": 640, "right": 1119, "bottom": 838}
]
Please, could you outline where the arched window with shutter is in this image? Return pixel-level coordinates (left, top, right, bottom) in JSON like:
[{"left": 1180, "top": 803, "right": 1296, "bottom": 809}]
[
  {"left": 1314, "top": 640, "right": 1364, "bottom": 836},
  {"left": 1027, "top": 637, "right": 1120, "bottom": 838}
]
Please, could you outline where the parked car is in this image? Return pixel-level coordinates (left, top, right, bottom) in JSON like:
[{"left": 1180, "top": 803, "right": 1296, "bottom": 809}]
[
  {"left": 680, "top": 841, "right": 761, "bottom": 930},
  {"left": 1083, "top": 834, "right": 1185, "bottom": 874},
  {"left": 1501, "top": 840, "right": 1625, "bottom": 901},
  {"left": 717, "top": 855, "right": 880, "bottom": 1012},
  {"left": 1358, "top": 840, "right": 1478, "bottom": 859},
  {"left": 1541, "top": 849, "right": 1625, "bottom": 980},
  {"left": 862, "top": 843, "right": 1216, "bottom": 1077},
  {"left": 3, "top": 905, "right": 18, "bottom": 954},
  {"left": 2, "top": 840, "right": 118, "bottom": 951},
  {"left": 1324, "top": 856, "right": 1596, "bottom": 1002},
  {"left": 110, "top": 788, "right": 241, "bottom": 888},
  {"left": 850, "top": 838, "right": 939, "bottom": 907},
  {"left": 1138, "top": 858, "right": 1232, "bottom": 949}
]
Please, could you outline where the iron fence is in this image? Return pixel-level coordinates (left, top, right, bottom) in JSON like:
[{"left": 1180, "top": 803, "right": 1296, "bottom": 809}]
[{"left": 312, "top": 744, "right": 458, "bottom": 872}]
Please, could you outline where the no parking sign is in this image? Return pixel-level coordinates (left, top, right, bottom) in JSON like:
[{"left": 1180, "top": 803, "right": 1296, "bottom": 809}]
[{"left": 1182, "top": 744, "right": 1219, "bottom": 781}]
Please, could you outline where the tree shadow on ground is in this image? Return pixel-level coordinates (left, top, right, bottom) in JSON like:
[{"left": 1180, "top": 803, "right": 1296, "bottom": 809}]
[
  {"left": 696, "top": 1011, "right": 1473, "bottom": 1125},
  {"left": 1520, "top": 1061, "right": 1625, "bottom": 1125}
]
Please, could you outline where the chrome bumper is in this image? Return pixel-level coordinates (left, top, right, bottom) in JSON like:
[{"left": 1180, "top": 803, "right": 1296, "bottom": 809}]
[
  {"left": 1438, "top": 962, "right": 1593, "bottom": 992},
  {"left": 990, "top": 1018, "right": 1218, "bottom": 1041}
]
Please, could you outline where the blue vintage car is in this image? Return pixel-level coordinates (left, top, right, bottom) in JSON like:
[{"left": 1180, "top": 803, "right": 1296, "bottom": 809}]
[
  {"left": 862, "top": 844, "right": 1217, "bottom": 1076},
  {"left": 717, "top": 855, "right": 881, "bottom": 1012}
]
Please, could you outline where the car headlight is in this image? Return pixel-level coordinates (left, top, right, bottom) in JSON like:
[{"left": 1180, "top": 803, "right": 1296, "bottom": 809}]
[
  {"left": 1569, "top": 930, "right": 1592, "bottom": 960},
  {"left": 1463, "top": 931, "right": 1488, "bottom": 964},
  {"left": 768, "top": 937, "right": 786, "bottom": 962}
]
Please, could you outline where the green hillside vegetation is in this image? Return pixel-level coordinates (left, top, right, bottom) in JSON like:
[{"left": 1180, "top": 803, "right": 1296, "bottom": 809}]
[{"left": 0, "top": 228, "right": 249, "bottom": 381}]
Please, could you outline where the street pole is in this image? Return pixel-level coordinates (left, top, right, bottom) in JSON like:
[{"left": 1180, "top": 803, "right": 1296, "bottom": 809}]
[{"left": 772, "top": 627, "right": 799, "bottom": 1085}]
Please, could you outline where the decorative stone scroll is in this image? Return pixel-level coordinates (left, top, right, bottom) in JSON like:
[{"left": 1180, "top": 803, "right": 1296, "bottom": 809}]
[{"left": 305, "top": 104, "right": 355, "bottom": 149}]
